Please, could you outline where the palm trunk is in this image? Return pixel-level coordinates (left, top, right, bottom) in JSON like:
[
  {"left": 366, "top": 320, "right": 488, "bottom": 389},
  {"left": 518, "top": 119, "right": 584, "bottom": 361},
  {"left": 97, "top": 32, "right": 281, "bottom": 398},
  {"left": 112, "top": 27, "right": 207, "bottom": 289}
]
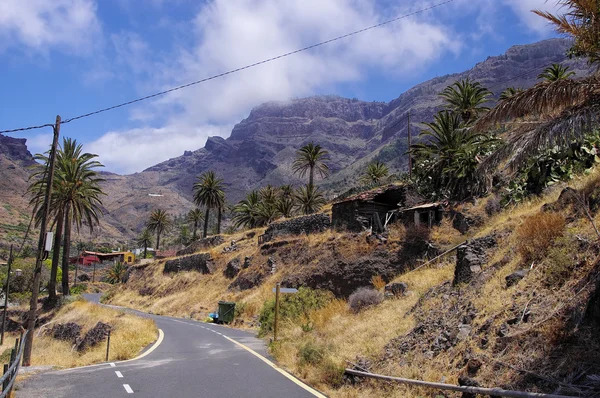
[
  {"left": 203, "top": 208, "right": 210, "bottom": 238},
  {"left": 192, "top": 221, "right": 198, "bottom": 240},
  {"left": 48, "top": 208, "right": 64, "bottom": 301},
  {"left": 61, "top": 204, "right": 71, "bottom": 296},
  {"left": 217, "top": 207, "right": 222, "bottom": 235},
  {"left": 309, "top": 166, "right": 314, "bottom": 187},
  {"left": 156, "top": 229, "right": 161, "bottom": 251},
  {"left": 143, "top": 243, "right": 147, "bottom": 259}
]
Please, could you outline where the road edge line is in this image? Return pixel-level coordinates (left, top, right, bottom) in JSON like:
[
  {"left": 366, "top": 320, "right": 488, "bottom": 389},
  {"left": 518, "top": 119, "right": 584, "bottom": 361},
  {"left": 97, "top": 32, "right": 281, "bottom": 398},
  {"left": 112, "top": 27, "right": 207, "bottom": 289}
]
[{"left": 222, "top": 335, "right": 327, "bottom": 398}]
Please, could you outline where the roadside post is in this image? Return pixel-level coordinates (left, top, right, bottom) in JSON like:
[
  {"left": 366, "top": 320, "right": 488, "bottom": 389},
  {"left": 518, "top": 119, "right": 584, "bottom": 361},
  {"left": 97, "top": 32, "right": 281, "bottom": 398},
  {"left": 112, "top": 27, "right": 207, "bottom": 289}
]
[
  {"left": 271, "top": 285, "right": 298, "bottom": 342},
  {"left": 106, "top": 329, "right": 111, "bottom": 361},
  {"left": 1, "top": 245, "right": 14, "bottom": 345}
]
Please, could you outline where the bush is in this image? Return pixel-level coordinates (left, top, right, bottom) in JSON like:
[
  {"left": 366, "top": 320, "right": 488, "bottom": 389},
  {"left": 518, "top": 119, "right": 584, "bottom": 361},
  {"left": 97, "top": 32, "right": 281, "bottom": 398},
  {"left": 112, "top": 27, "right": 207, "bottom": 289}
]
[
  {"left": 70, "top": 284, "right": 87, "bottom": 295},
  {"left": 516, "top": 212, "right": 566, "bottom": 263},
  {"left": 348, "top": 287, "right": 383, "bottom": 313},
  {"left": 319, "top": 359, "right": 345, "bottom": 388},
  {"left": 298, "top": 341, "right": 325, "bottom": 366},
  {"left": 258, "top": 287, "right": 333, "bottom": 336}
]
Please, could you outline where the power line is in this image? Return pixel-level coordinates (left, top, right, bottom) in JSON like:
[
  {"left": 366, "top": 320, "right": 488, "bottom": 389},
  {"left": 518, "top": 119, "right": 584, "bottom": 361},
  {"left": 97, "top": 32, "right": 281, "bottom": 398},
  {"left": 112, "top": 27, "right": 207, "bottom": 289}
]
[{"left": 0, "top": 0, "right": 457, "bottom": 134}]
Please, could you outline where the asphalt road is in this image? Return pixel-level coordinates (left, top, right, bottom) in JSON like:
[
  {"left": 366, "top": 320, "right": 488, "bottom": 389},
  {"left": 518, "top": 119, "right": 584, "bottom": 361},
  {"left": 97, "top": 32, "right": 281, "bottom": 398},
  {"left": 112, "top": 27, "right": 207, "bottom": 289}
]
[{"left": 17, "top": 294, "right": 324, "bottom": 397}]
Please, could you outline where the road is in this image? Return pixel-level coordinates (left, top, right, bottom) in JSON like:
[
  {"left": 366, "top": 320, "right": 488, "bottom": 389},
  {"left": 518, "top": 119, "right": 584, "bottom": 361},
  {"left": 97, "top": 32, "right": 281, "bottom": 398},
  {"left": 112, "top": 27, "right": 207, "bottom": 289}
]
[{"left": 18, "top": 294, "right": 324, "bottom": 397}]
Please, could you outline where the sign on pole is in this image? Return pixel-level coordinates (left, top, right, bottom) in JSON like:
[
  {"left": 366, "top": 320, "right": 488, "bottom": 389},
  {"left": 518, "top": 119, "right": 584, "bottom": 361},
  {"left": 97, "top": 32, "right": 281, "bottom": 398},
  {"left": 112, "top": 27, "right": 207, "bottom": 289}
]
[{"left": 272, "top": 287, "right": 298, "bottom": 294}]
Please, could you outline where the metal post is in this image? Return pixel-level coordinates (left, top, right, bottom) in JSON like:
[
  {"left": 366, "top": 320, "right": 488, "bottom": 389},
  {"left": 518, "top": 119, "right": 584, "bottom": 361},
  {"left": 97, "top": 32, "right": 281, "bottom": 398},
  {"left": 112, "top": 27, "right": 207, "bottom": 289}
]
[
  {"left": 1, "top": 245, "right": 13, "bottom": 345},
  {"left": 92, "top": 262, "right": 96, "bottom": 284},
  {"left": 105, "top": 329, "right": 111, "bottom": 361},
  {"left": 274, "top": 283, "right": 280, "bottom": 342},
  {"left": 23, "top": 115, "right": 61, "bottom": 367}
]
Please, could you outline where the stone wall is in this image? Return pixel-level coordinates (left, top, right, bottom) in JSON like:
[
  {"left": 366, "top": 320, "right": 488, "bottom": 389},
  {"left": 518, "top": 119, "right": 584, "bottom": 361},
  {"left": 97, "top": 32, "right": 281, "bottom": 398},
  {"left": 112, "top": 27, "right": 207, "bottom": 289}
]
[
  {"left": 262, "top": 213, "right": 330, "bottom": 242},
  {"left": 164, "top": 253, "right": 214, "bottom": 274},
  {"left": 176, "top": 235, "right": 225, "bottom": 256}
]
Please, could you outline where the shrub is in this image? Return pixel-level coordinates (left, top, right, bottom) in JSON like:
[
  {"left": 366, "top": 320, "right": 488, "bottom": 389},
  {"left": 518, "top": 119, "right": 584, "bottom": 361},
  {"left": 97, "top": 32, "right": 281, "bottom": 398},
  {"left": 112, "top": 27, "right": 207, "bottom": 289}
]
[
  {"left": 258, "top": 287, "right": 333, "bottom": 336},
  {"left": 348, "top": 287, "right": 383, "bottom": 313},
  {"left": 543, "top": 236, "right": 575, "bottom": 286},
  {"left": 319, "top": 359, "right": 345, "bottom": 388},
  {"left": 70, "top": 284, "right": 87, "bottom": 295},
  {"left": 234, "top": 301, "right": 247, "bottom": 318},
  {"left": 298, "top": 341, "right": 325, "bottom": 366},
  {"left": 516, "top": 212, "right": 566, "bottom": 263},
  {"left": 106, "top": 262, "right": 127, "bottom": 284}
]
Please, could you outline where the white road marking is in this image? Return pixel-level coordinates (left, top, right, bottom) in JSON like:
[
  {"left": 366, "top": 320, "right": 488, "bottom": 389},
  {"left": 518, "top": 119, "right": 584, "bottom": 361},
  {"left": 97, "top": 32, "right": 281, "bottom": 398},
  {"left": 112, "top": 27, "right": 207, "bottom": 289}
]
[
  {"left": 109, "top": 363, "right": 116, "bottom": 367},
  {"left": 123, "top": 384, "right": 134, "bottom": 394},
  {"left": 115, "top": 371, "right": 123, "bottom": 378}
]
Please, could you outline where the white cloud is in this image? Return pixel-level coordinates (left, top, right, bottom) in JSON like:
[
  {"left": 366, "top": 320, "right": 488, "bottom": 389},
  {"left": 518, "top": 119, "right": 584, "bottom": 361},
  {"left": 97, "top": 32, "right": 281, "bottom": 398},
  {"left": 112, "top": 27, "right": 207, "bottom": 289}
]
[
  {"left": 90, "top": 0, "right": 462, "bottom": 173},
  {"left": 503, "top": 0, "right": 561, "bottom": 35},
  {"left": 0, "top": 0, "right": 101, "bottom": 55},
  {"left": 25, "top": 133, "right": 54, "bottom": 156}
]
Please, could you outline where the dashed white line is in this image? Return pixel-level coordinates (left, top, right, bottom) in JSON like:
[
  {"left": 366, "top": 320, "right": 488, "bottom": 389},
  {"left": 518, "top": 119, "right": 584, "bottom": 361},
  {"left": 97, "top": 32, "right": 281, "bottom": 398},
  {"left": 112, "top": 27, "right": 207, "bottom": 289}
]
[
  {"left": 123, "top": 384, "right": 134, "bottom": 394},
  {"left": 109, "top": 363, "right": 116, "bottom": 367},
  {"left": 115, "top": 371, "right": 123, "bottom": 378}
]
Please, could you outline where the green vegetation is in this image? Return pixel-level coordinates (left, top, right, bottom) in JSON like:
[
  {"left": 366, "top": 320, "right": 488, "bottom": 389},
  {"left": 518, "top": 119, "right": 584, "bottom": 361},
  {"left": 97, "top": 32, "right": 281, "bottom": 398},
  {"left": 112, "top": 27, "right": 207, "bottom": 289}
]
[
  {"left": 360, "top": 161, "right": 389, "bottom": 185},
  {"left": 146, "top": 209, "right": 172, "bottom": 251},
  {"left": 537, "top": 63, "right": 575, "bottom": 82},
  {"left": 193, "top": 171, "right": 225, "bottom": 237},
  {"left": 292, "top": 142, "right": 330, "bottom": 187},
  {"left": 136, "top": 229, "right": 153, "bottom": 259},
  {"left": 186, "top": 208, "right": 204, "bottom": 241}
]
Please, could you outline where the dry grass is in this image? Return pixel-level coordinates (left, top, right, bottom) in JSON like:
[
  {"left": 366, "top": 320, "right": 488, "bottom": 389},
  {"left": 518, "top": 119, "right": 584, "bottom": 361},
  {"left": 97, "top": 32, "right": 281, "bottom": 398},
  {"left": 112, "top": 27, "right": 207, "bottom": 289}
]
[
  {"left": 516, "top": 212, "right": 565, "bottom": 263},
  {"left": 30, "top": 299, "right": 157, "bottom": 368}
]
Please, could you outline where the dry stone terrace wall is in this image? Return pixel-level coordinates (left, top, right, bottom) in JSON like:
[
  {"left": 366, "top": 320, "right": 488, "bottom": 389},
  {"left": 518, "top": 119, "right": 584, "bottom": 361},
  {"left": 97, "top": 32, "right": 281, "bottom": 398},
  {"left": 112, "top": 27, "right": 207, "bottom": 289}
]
[
  {"left": 176, "top": 235, "right": 225, "bottom": 256},
  {"left": 262, "top": 213, "right": 331, "bottom": 242},
  {"left": 164, "top": 253, "right": 214, "bottom": 274}
]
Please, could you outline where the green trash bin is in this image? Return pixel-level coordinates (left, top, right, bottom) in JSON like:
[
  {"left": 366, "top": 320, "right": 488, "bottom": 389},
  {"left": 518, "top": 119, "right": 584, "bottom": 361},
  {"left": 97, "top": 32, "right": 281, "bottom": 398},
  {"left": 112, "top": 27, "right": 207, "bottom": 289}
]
[{"left": 218, "top": 301, "right": 236, "bottom": 324}]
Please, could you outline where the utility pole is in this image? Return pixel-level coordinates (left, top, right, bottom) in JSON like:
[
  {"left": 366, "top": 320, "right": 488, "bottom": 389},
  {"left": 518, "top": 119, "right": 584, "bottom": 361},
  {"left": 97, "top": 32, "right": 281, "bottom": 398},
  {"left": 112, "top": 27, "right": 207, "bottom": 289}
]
[
  {"left": 22, "top": 115, "right": 60, "bottom": 366},
  {"left": 1, "top": 245, "right": 13, "bottom": 345},
  {"left": 407, "top": 111, "right": 412, "bottom": 179}
]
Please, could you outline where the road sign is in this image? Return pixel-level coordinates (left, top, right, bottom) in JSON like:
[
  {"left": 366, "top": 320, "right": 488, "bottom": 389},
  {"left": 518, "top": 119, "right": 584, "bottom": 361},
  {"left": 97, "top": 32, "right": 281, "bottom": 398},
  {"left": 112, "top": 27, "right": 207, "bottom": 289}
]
[{"left": 272, "top": 287, "right": 298, "bottom": 294}]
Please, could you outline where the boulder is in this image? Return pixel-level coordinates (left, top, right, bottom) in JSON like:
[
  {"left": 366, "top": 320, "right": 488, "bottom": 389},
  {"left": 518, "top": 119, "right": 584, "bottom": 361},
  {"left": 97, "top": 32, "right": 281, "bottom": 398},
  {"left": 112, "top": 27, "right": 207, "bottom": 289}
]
[
  {"left": 77, "top": 274, "right": 91, "bottom": 282},
  {"left": 164, "top": 253, "right": 214, "bottom": 274},
  {"left": 384, "top": 282, "right": 408, "bottom": 297},
  {"left": 224, "top": 257, "right": 241, "bottom": 279},
  {"left": 505, "top": 269, "right": 529, "bottom": 288},
  {"left": 176, "top": 235, "right": 225, "bottom": 256},
  {"left": 76, "top": 322, "right": 111, "bottom": 352}
]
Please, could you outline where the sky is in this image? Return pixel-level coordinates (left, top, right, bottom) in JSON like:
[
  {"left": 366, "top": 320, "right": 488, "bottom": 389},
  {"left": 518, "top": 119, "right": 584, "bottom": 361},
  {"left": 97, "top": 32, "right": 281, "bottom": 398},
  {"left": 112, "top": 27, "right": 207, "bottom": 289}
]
[{"left": 0, "top": 0, "right": 562, "bottom": 174}]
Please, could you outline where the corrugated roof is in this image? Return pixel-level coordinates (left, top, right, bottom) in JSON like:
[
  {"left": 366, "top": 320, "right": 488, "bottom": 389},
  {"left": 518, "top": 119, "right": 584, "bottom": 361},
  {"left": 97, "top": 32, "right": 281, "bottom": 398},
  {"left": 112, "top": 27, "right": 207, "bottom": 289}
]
[{"left": 401, "top": 202, "right": 443, "bottom": 211}]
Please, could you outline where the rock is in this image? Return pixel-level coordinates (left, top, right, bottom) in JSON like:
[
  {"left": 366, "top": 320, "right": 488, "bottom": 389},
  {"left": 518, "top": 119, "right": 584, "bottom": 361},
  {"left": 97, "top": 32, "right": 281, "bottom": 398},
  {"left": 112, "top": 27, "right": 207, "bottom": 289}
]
[
  {"left": 542, "top": 187, "right": 578, "bottom": 212},
  {"left": 457, "top": 324, "right": 471, "bottom": 341},
  {"left": 164, "top": 253, "right": 214, "bottom": 274},
  {"left": 229, "top": 270, "right": 265, "bottom": 291},
  {"left": 176, "top": 235, "right": 225, "bottom": 256},
  {"left": 77, "top": 274, "right": 91, "bottom": 282},
  {"left": 243, "top": 256, "right": 252, "bottom": 269},
  {"left": 451, "top": 211, "right": 483, "bottom": 234},
  {"left": 453, "top": 236, "right": 497, "bottom": 286},
  {"left": 458, "top": 376, "right": 480, "bottom": 398},
  {"left": 261, "top": 214, "right": 331, "bottom": 243},
  {"left": 505, "top": 269, "right": 529, "bottom": 288},
  {"left": 583, "top": 278, "right": 600, "bottom": 329},
  {"left": 466, "top": 358, "right": 482, "bottom": 376},
  {"left": 267, "top": 257, "right": 277, "bottom": 274},
  {"left": 51, "top": 322, "right": 82, "bottom": 343},
  {"left": 384, "top": 282, "right": 408, "bottom": 297},
  {"left": 224, "top": 257, "right": 241, "bottom": 279},
  {"left": 76, "top": 322, "right": 111, "bottom": 352},
  {"left": 497, "top": 323, "right": 509, "bottom": 338}
]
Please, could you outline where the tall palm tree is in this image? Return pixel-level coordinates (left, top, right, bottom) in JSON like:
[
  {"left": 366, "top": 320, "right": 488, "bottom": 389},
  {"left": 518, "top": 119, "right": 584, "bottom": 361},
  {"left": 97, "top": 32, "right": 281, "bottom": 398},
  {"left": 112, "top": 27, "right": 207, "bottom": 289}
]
[
  {"left": 186, "top": 208, "right": 204, "bottom": 241},
  {"left": 439, "top": 78, "right": 492, "bottom": 124},
  {"left": 477, "top": 2, "right": 600, "bottom": 171},
  {"left": 146, "top": 209, "right": 172, "bottom": 251},
  {"left": 295, "top": 184, "right": 326, "bottom": 215},
  {"left": 292, "top": 143, "right": 330, "bottom": 187},
  {"left": 193, "top": 171, "right": 225, "bottom": 238},
  {"left": 360, "top": 161, "right": 389, "bottom": 185},
  {"left": 136, "top": 229, "right": 153, "bottom": 259},
  {"left": 538, "top": 63, "right": 575, "bottom": 82},
  {"left": 30, "top": 138, "right": 104, "bottom": 298}
]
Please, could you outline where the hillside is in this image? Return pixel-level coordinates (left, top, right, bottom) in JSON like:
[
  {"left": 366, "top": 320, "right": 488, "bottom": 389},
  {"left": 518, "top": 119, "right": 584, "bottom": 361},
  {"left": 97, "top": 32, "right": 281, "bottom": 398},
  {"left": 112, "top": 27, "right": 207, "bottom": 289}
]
[
  {"left": 0, "top": 38, "right": 592, "bottom": 245},
  {"left": 104, "top": 168, "right": 600, "bottom": 397}
]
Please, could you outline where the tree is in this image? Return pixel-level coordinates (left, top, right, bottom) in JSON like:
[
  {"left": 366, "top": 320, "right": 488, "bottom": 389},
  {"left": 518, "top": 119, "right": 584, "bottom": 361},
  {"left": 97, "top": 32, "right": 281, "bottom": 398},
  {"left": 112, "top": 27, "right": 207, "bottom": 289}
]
[
  {"left": 136, "top": 229, "right": 153, "bottom": 259},
  {"left": 193, "top": 171, "right": 225, "bottom": 238},
  {"left": 146, "top": 209, "right": 172, "bottom": 251},
  {"left": 499, "top": 87, "right": 522, "bottom": 101},
  {"left": 537, "top": 63, "right": 575, "bottom": 82},
  {"left": 292, "top": 143, "right": 330, "bottom": 187},
  {"left": 186, "top": 208, "right": 204, "bottom": 241},
  {"left": 439, "top": 78, "right": 492, "bottom": 124},
  {"left": 29, "top": 138, "right": 104, "bottom": 298},
  {"left": 232, "top": 190, "right": 261, "bottom": 229},
  {"left": 360, "top": 161, "right": 389, "bottom": 185},
  {"left": 295, "top": 184, "right": 326, "bottom": 215},
  {"left": 274, "top": 185, "right": 296, "bottom": 218},
  {"left": 477, "top": 1, "right": 600, "bottom": 171}
]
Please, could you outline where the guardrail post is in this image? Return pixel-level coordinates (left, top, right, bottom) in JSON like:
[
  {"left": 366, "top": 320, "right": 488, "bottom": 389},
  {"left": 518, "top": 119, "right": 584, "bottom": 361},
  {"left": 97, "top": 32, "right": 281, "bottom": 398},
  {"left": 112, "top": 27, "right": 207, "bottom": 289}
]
[{"left": 105, "top": 330, "right": 111, "bottom": 361}]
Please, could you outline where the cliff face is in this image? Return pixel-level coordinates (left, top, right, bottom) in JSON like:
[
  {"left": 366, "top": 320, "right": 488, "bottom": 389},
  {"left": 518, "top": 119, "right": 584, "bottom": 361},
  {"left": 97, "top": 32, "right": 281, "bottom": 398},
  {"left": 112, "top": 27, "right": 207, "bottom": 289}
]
[{"left": 1, "top": 38, "right": 591, "bottom": 242}]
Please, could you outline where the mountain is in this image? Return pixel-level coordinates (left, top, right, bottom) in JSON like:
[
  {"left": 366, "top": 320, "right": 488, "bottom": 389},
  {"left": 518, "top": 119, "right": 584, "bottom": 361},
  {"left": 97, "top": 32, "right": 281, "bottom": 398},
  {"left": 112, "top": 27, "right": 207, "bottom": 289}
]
[{"left": 0, "top": 38, "right": 591, "bottom": 244}]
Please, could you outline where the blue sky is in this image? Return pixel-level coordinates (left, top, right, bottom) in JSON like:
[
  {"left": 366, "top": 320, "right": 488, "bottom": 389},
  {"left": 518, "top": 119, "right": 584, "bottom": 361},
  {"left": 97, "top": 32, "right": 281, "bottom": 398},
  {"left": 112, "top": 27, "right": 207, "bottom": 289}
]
[{"left": 0, "top": 0, "right": 561, "bottom": 174}]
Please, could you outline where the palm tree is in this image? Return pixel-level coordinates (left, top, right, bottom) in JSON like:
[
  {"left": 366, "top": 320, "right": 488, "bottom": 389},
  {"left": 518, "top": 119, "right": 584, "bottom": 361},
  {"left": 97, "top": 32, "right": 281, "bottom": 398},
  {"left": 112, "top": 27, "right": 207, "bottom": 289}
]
[
  {"left": 477, "top": 2, "right": 600, "bottom": 171},
  {"left": 136, "top": 229, "right": 153, "bottom": 259},
  {"left": 295, "top": 184, "right": 326, "bottom": 215},
  {"left": 499, "top": 87, "right": 522, "bottom": 101},
  {"left": 292, "top": 143, "right": 330, "bottom": 187},
  {"left": 186, "top": 208, "right": 204, "bottom": 240},
  {"left": 30, "top": 138, "right": 104, "bottom": 298},
  {"left": 275, "top": 185, "right": 296, "bottom": 218},
  {"left": 193, "top": 171, "right": 225, "bottom": 238},
  {"left": 146, "top": 209, "right": 172, "bottom": 251},
  {"left": 360, "top": 161, "right": 389, "bottom": 185},
  {"left": 232, "top": 190, "right": 261, "bottom": 229},
  {"left": 538, "top": 63, "right": 575, "bottom": 82},
  {"left": 439, "top": 78, "right": 492, "bottom": 124}
]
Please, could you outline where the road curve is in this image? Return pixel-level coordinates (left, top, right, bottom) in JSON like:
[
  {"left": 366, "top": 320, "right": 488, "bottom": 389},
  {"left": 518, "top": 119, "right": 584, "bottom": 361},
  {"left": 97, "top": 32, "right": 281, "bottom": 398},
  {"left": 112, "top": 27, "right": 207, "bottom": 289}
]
[{"left": 18, "top": 294, "right": 324, "bottom": 398}]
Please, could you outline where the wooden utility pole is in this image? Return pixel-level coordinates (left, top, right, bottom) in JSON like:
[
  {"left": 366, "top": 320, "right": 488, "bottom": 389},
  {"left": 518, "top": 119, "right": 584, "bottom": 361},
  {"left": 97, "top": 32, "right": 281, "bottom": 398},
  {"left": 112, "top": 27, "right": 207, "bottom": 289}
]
[
  {"left": 22, "top": 115, "right": 61, "bottom": 366},
  {"left": 1, "top": 245, "right": 13, "bottom": 345},
  {"left": 407, "top": 111, "right": 412, "bottom": 179},
  {"left": 274, "top": 283, "right": 280, "bottom": 342}
]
